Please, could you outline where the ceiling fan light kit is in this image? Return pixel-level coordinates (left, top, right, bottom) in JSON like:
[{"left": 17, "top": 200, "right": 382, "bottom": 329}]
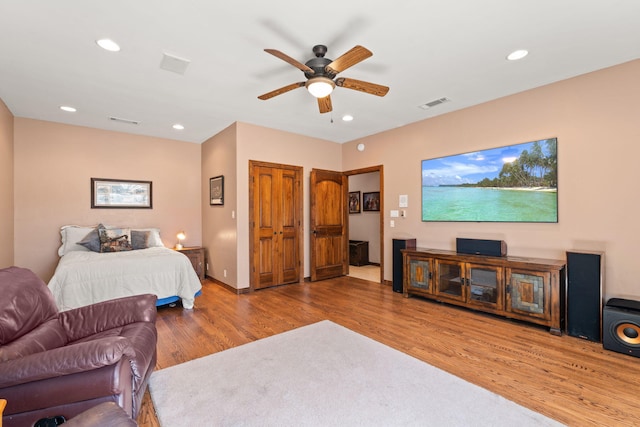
[
  {"left": 259, "top": 44, "right": 388, "bottom": 114},
  {"left": 306, "top": 77, "right": 335, "bottom": 98}
]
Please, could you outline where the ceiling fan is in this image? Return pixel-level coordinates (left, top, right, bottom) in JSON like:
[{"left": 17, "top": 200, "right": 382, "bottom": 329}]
[{"left": 258, "top": 44, "right": 389, "bottom": 114}]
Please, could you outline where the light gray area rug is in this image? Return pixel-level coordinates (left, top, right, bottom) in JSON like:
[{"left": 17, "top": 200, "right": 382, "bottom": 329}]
[{"left": 149, "top": 320, "right": 563, "bottom": 426}]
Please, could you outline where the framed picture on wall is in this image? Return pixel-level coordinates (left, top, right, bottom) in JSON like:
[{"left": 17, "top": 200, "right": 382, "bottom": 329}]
[
  {"left": 210, "top": 175, "right": 224, "bottom": 205},
  {"left": 349, "top": 191, "right": 361, "bottom": 214},
  {"left": 91, "top": 178, "right": 152, "bottom": 209},
  {"left": 363, "top": 191, "right": 380, "bottom": 212}
]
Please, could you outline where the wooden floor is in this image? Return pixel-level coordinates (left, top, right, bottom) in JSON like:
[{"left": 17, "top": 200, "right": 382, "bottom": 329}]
[{"left": 137, "top": 277, "right": 639, "bottom": 426}]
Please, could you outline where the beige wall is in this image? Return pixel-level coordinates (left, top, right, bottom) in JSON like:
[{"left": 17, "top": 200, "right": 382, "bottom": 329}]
[
  {"left": 14, "top": 118, "right": 202, "bottom": 281},
  {"left": 343, "top": 59, "right": 640, "bottom": 301},
  {"left": 0, "top": 99, "right": 14, "bottom": 267},
  {"left": 234, "top": 122, "right": 342, "bottom": 289},
  {"left": 201, "top": 122, "right": 342, "bottom": 290},
  {"left": 5, "top": 59, "right": 640, "bottom": 299},
  {"left": 202, "top": 123, "right": 238, "bottom": 287}
]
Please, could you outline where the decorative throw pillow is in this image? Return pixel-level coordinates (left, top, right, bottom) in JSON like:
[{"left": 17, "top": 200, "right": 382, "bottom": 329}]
[
  {"left": 132, "top": 228, "right": 164, "bottom": 247},
  {"left": 99, "top": 228, "right": 133, "bottom": 252},
  {"left": 76, "top": 223, "right": 106, "bottom": 253},
  {"left": 131, "top": 230, "right": 151, "bottom": 250}
]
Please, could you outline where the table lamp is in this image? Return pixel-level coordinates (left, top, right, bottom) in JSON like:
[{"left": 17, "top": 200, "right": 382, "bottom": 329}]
[{"left": 175, "top": 231, "right": 186, "bottom": 250}]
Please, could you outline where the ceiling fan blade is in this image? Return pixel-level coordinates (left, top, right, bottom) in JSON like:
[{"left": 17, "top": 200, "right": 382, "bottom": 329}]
[
  {"left": 335, "top": 77, "right": 389, "bottom": 97},
  {"left": 258, "top": 82, "right": 306, "bottom": 100},
  {"left": 317, "top": 95, "right": 332, "bottom": 114},
  {"left": 326, "top": 45, "right": 372, "bottom": 74},
  {"left": 264, "top": 49, "right": 315, "bottom": 74}
]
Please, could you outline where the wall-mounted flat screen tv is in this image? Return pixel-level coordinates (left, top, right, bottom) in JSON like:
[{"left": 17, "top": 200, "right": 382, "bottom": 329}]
[{"left": 421, "top": 138, "right": 557, "bottom": 222}]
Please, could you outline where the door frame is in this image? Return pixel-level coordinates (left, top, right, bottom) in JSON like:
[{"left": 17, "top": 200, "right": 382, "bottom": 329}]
[{"left": 344, "top": 165, "right": 384, "bottom": 284}]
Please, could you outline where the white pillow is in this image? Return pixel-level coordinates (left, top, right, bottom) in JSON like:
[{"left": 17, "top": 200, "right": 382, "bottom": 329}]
[
  {"left": 58, "top": 225, "right": 165, "bottom": 256},
  {"left": 58, "top": 225, "right": 96, "bottom": 256}
]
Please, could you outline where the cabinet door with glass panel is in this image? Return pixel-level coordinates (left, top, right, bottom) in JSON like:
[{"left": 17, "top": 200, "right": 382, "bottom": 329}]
[
  {"left": 405, "top": 256, "right": 434, "bottom": 295},
  {"left": 433, "top": 259, "right": 466, "bottom": 302},
  {"left": 505, "top": 268, "right": 551, "bottom": 321},
  {"left": 434, "top": 260, "right": 503, "bottom": 308},
  {"left": 465, "top": 263, "right": 504, "bottom": 310}
]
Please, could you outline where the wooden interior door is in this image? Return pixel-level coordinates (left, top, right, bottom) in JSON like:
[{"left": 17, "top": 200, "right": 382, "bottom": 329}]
[
  {"left": 250, "top": 161, "right": 302, "bottom": 290},
  {"left": 310, "top": 168, "right": 348, "bottom": 281}
]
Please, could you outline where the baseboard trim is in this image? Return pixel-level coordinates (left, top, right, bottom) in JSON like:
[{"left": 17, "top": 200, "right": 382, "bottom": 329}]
[
  {"left": 206, "top": 276, "right": 250, "bottom": 294},
  {"left": 208, "top": 274, "right": 389, "bottom": 293}
]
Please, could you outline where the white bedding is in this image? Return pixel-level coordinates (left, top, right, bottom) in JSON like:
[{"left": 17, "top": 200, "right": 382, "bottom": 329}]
[{"left": 48, "top": 247, "right": 202, "bottom": 311}]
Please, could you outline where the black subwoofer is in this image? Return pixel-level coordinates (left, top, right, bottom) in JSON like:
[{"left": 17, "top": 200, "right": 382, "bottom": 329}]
[{"left": 603, "top": 298, "right": 640, "bottom": 357}]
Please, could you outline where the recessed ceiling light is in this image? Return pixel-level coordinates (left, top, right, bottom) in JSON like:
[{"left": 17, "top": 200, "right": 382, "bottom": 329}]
[
  {"left": 59, "top": 105, "right": 77, "bottom": 112},
  {"left": 507, "top": 49, "right": 528, "bottom": 61},
  {"left": 96, "top": 38, "right": 121, "bottom": 52},
  {"left": 342, "top": 115, "right": 354, "bottom": 122},
  {"left": 172, "top": 124, "right": 185, "bottom": 130}
]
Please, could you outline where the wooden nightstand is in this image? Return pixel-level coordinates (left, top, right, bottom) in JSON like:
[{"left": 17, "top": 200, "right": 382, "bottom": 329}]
[{"left": 176, "top": 247, "right": 206, "bottom": 280}]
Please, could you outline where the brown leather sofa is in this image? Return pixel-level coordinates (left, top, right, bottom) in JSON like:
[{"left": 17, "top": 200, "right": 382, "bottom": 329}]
[{"left": 0, "top": 266, "right": 157, "bottom": 426}]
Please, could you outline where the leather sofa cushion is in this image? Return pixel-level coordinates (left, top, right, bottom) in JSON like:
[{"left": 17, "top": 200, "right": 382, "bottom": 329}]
[{"left": 0, "top": 267, "right": 59, "bottom": 346}]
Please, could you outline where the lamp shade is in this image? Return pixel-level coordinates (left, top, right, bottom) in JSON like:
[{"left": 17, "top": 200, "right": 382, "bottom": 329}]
[
  {"left": 175, "top": 231, "right": 186, "bottom": 250},
  {"left": 306, "top": 77, "right": 335, "bottom": 98}
]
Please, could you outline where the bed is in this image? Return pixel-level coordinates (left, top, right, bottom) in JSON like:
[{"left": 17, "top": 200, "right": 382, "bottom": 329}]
[{"left": 48, "top": 224, "right": 202, "bottom": 311}]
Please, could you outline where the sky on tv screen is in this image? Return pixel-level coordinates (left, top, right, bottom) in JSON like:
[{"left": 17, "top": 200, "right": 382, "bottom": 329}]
[{"left": 421, "top": 138, "right": 556, "bottom": 187}]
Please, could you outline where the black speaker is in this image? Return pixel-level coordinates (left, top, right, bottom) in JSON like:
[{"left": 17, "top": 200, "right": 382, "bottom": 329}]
[
  {"left": 603, "top": 298, "right": 640, "bottom": 357},
  {"left": 456, "top": 238, "right": 506, "bottom": 257},
  {"left": 566, "top": 251, "right": 604, "bottom": 342},
  {"left": 392, "top": 238, "right": 416, "bottom": 293}
]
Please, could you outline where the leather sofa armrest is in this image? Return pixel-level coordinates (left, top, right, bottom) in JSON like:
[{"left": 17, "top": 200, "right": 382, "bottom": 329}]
[
  {"left": 0, "top": 336, "right": 135, "bottom": 388},
  {"left": 59, "top": 294, "right": 158, "bottom": 342}
]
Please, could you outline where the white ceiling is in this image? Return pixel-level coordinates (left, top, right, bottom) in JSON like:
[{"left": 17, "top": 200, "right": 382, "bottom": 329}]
[{"left": 1, "top": 1, "right": 639, "bottom": 144}]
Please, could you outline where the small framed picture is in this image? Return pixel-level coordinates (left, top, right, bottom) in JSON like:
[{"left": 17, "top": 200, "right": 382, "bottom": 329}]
[
  {"left": 349, "top": 191, "right": 361, "bottom": 214},
  {"left": 210, "top": 175, "right": 224, "bottom": 205},
  {"left": 91, "top": 178, "right": 152, "bottom": 209},
  {"left": 363, "top": 191, "right": 380, "bottom": 212}
]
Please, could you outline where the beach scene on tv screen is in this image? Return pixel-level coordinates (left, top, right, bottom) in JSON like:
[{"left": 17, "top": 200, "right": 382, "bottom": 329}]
[{"left": 421, "top": 138, "right": 557, "bottom": 222}]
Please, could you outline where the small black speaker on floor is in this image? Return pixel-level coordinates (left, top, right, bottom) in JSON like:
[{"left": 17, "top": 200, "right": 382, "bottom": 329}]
[
  {"left": 456, "top": 238, "right": 506, "bottom": 257},
  {"left": 603, "top": 298, "right": 640, "bottom": 357},
  {"left": 566, "top": 251, "right": 604, "bottom": 342}
]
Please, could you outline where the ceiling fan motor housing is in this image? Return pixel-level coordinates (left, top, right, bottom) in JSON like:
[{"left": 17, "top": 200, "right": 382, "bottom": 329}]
[{"left": 305, "top": 56, "right": 334, "bottom": 79}]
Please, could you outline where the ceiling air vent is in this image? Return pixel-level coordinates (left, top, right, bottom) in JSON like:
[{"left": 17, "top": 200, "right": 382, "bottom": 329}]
[
  {"left": 109, "top": 116, "right": 140, "bottom": 125},
  {"left": 160, "top": 53, "right": 191, "bottom": 75},
  {"left": 418, "top": 97, "right": 451, "bottom": 110}
]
